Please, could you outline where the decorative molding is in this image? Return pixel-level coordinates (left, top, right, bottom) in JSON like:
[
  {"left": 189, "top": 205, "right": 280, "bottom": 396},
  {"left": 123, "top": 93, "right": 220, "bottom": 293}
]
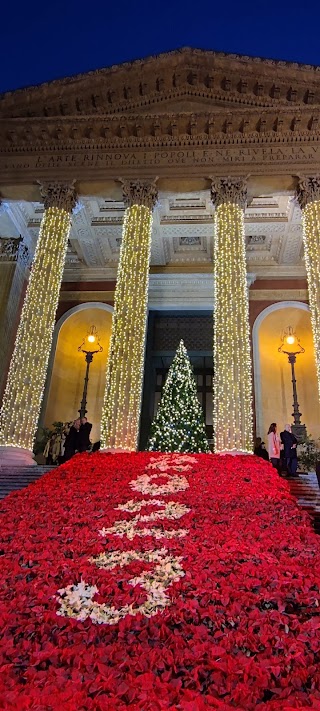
[
  {"left": 39, "top": 181, "right": 78, "bottom": 212},
  {"left": 2, "top": 117, "right": 320, "bottom": 152},
  {"left": 210, "top": 177, "right": 247, "bottom": 208},
  {"left": 57, "top": 280, "right": 308, "bottom": 306},
  {"left": 59, "top": 290, "right": 115, "bottom": 302},
  {"left": 62, "top": 267, "right": 118, "bottom": 281},
  {"left": 148, "top": 272, "right": 255, "bottom": 309},
  {"left": 0, "top": 236, "right": 22, "bottom": 260},
  {"left": 296, "top": 175, "right": 320, "bottom": 209},
  {"left": 249, "top": 289, "right": 308, "bottom": 301}
]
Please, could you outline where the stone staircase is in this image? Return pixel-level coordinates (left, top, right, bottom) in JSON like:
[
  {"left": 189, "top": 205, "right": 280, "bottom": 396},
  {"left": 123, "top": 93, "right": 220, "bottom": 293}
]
[
  {"left": 288, "top": 472, "right": 320, "bottom": 534},
  {"left": 0, "top": 467, "right": 320, "bottom": 535},
  {"left": 0, "top": 465, "right": 54, "bottom": 500}
]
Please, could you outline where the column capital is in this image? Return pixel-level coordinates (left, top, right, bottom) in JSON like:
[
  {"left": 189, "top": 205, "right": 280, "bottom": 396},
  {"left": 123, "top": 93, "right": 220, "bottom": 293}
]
[
  {"left": 210, "top": 177, "right": 247, "bottom": 209},
  {"left": 120, "top": 179, "right": 158, "bottom": 210},
  {"left": 39, "top": 181, "right": 78, "bottom": 212},
  {"left": 296, "top": 175, "right": 320, "bottom": 210}
]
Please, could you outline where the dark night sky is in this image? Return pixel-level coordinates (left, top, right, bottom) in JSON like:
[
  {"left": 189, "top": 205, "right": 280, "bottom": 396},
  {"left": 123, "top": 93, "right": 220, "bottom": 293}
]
[{"left": 1, "top": 0, "right": 319, "bottom": 94}]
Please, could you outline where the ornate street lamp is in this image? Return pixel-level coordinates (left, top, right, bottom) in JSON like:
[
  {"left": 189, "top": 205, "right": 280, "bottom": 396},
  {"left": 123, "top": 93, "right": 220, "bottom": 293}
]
[
  {"left": 78, "top": 326, "right": 103, "bottom": 418},
  {"left": 278, "top": 326, "right": 307, "bottom": 441}
]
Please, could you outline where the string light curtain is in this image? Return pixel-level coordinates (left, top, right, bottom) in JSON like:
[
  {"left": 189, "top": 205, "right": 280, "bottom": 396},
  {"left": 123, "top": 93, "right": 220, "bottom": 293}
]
[
  {"left": 100, "top": 180, "right": 158, "bottom": 451},
  {"left": 0, "top": 182, "right": 77, "bottom": 452},
  {"left": 211, "top": 178, "right": 253, "bottom": 454},
  {"left": 297, "top": 176, "right": 320, "bottom": 400}
]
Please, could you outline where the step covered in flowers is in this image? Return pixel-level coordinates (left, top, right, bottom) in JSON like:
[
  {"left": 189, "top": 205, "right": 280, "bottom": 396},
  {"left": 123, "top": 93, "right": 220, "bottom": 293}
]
[{"left": 1, "top": 452, "right": 320, "bottom": 710}]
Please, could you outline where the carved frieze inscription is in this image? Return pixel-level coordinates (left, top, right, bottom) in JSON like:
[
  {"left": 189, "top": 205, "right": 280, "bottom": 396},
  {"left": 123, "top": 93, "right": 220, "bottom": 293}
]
[{"left": 1, "top": 143, "right": 320, "bottom": 178}]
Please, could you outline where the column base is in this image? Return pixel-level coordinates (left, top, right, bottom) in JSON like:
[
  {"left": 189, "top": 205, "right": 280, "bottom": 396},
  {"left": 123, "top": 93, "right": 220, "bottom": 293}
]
[
  {"left": 291, "top": 424, "right": 307, "bottom": 443},
  {"left": 0, "top": 446, "right": 37, "bottom": 468}
]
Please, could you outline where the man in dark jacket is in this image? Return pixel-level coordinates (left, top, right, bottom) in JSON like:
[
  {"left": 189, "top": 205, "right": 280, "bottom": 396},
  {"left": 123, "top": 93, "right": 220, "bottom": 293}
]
[
  {"left": 64, "top": 419, "right": 80, "bottom": 461},
  {"left": 78, "top": 417, "right": 92, "bottom": 453},
  {"left": 280, "top": 424, "right": 298, "bottom": 477}
]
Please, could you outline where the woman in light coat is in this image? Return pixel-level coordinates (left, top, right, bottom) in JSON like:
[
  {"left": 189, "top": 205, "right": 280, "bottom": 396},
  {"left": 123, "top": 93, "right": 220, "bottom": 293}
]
[{"left": 267, "top": 422, "right": 281, "bottom": 472}]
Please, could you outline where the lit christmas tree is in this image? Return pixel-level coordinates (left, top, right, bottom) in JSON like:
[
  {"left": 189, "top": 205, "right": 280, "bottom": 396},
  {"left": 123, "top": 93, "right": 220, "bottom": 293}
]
[{"left": 148, "top": 340, "right": 210, "bottom": 453}]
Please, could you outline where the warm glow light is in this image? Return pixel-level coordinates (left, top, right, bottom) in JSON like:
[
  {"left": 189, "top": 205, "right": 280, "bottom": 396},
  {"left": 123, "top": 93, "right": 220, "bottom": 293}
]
[
  {"left": 87, "top": 335, "right": 96, "bottom": 343},
  {"left": 0, "top": 205, "right": 73, "bottom": 451},
  {"left": 100, "top": 200, "right": 155, "bottom": 450},
  {"left": 286, "top": 335, "right": 295, "bottom": 345},
  {"left": 212, "top": 199, "right": 253, "bottom": 454}
]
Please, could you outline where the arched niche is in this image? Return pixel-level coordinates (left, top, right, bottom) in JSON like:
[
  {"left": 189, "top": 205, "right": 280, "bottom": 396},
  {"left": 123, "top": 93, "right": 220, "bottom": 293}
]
[
  {"left": 252, "top": 301, "right": 320, "bottom": 442},
  {"left": 43, "top": 303, "right": 113, "bottom": 444}
]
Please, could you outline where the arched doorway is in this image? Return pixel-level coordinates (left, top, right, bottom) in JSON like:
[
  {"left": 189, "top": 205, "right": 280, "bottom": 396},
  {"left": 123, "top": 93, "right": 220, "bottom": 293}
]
[
  {"left": 252, "top": 302, "right": 320, "bottom": 442},
  {"left": 43, "top": 303, "right": 113, "bottom": 444}
]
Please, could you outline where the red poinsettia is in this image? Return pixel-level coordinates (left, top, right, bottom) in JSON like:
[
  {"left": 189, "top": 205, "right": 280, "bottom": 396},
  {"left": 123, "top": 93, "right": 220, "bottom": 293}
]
[{"left": 1, "top": 451, "right": 320, "bottom": 710}]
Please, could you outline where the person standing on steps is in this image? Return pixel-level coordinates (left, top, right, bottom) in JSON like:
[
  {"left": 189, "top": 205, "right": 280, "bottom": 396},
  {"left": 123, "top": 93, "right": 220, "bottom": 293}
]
[
  {"left": 254, "top": 437, "right": 269, "bottom": 461},
  {"left": 267, "top": 423, "right": 281, "bottom": 473},
  {"left": 78, "top": 417, "right": 92, "bottom": 453},
  {"left": 64, "top": 418, "right": 80, "bottom": 461},
  {"left": 280, "top": 424, "right": 298, "bottom": 478}
]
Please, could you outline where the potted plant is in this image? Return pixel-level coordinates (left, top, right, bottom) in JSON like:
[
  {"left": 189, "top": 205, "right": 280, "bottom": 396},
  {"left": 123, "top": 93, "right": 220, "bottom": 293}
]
[{"left": 298, "top": 436, "right": 320, "bottom": 480}]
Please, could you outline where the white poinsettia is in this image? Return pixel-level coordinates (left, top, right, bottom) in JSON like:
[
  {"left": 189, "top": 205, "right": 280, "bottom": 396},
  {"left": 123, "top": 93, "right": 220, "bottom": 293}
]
[
  {"left": 56, "top": 549, "right": 185, "bottom": 625},
  {"left": 99, "top": 501, "right": 190, "bottom": 540},
  {"left": 57, "top": 453, "right": 191, "bottom": 626},
  {"left": 116, "top": 498, "right": 164, "bottom": 512},
  {"left": 130, "top": 472, "right": 189, "bottom": 496}
]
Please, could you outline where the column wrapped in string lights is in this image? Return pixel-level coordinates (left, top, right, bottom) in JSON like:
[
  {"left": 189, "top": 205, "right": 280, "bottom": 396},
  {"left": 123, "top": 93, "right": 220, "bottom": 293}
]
[
  {"left": 211, "top": 177, "right": 253, "bottom": 454},
  {"left": 0, "top": 182, "right": 77, "bottom": 463},
  {"left": 100, "top": 180, "right": 158, "bottom": 451},
  {"left": 296, "top": 176, "right": 320, "bottom": 401}
]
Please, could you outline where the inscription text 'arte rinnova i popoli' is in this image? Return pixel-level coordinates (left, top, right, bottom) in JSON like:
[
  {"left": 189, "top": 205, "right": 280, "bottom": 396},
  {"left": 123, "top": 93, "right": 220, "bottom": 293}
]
[{"left": 1, "top": 144, "right": 320, "bottom": 178}]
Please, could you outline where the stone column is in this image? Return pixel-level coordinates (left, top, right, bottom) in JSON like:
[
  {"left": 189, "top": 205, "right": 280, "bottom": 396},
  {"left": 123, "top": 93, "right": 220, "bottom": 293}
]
[
  {"left": 100, "top": 180, "right": 158, "bottom": 451},
  {"left": 210, "top": 177, "right": 253, "bottom": 454},
  {"left": 0, "top": 236, "right": 31, "bottom": 398},
  {"left": 296, "top": 176, "right": 320, "bottom": 403},
  {"left": 0, "top": 182, "right": 77, "bottom": 465}
]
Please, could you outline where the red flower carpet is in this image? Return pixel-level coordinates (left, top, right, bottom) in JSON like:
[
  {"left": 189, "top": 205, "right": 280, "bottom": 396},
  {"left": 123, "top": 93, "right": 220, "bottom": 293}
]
[{"left": 1, "top": 452, "right": 320, "bottom": 710}]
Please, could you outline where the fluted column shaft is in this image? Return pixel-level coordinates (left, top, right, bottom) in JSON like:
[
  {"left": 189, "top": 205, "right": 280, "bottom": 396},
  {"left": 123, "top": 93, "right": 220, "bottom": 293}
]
[
  {"left": 211, "top": 178, "right": 253, "bottom": 454},
  {"left": 297, "top": 176, "right": 320, "bottom": 401},
  {"left": 0, "top": 182, "right": 77, "bottom": 452},
  {"left": 101, "top": 180, "right": 157, "bottom": 451}
]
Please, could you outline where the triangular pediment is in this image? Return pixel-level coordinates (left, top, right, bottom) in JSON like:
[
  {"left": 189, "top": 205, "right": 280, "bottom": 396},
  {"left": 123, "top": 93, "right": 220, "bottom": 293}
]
[{"left": 1, "top": 46, "right": 319, "bottom": 120}]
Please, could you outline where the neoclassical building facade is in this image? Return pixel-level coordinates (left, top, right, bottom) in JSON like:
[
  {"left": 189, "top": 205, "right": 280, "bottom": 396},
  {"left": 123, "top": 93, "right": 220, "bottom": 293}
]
[{"left": 0, "top": 47, "right": 320, "bottom": 463}]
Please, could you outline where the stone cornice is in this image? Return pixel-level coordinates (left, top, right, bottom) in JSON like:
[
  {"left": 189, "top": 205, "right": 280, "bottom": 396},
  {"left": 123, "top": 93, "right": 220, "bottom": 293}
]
[
  {"left": 1, "top": 106, "right": 320, "bottom": 149},
  {"left": 3, "top": 47, "right": 320, "bottom": 99},
  {"left": 1, "top": 47, "right": 320, "bottom": 120}
]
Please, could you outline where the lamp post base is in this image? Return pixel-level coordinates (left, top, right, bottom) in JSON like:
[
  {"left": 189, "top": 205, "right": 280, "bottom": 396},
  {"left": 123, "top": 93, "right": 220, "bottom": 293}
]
[
  {"left": 291, "top": 424, "right": 307, "bottom": 443},
  {"left": 0, "top": 446, "right": 37, "bottom": 468}
]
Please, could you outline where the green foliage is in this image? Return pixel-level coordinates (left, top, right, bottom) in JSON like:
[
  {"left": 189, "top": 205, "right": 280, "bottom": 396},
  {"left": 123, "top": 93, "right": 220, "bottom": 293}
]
[
  {"left": 33, "top": 427, "right": 54, "bottom": 455},
  {"left": 52, "top": 421, "right": 65, "bottom": 434},
  {"left": 148, "top": 340, "right": 210, "bottom": 453},
  {"left": 298, "top": 435, "right": 320, "bottom": 472},
  {"left": 33, "top": 421, "right": 65, "bottom": 455}
]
